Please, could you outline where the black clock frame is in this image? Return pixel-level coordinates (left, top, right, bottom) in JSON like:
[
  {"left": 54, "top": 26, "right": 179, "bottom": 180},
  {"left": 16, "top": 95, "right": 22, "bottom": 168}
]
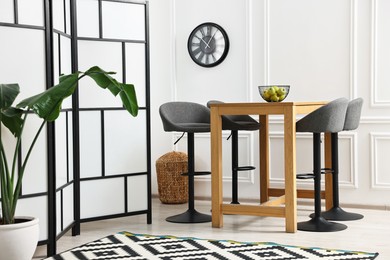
[{"left": 187, "top": 22, "right": 229, "bottom": 68}]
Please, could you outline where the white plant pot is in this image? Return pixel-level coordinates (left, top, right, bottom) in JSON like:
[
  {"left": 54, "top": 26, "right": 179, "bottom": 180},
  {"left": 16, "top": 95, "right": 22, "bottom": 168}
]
[{"left": 0, "top": 216, "right": 39, "bottom": 260}]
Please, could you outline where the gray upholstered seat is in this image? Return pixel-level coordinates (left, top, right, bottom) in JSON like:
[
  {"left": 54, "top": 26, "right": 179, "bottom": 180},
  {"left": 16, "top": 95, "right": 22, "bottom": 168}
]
[
  {"left": 159, "top": 101, "right": 211, "bottom": 224},
  {"left": 321, "top": 98, "right": 364, "bottom": 221},
  {"left": 296, "top": 98, "right": 349, "bottom": 134},
  {"left": 343, "top": 98, "right": 363, "bottom": 131},
  {"left": 296, "top": 98, "right": 349, "bottom": 232},
  {"left": 160, "top": 102, "right": 210, "bottom": 133},
  {"left": 207, "top": 100, "right": 260, "bottom": 204}
]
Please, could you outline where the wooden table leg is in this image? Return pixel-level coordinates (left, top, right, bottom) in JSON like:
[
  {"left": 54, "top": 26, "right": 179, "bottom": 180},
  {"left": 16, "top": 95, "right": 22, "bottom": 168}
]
[
  {"left": 324, "top": 132, "right": 334, "bottom": 210},
  {"left": 259, "top": 115, "right": 269, "bottom": 203},
  {"left": 211, "top": 107, "right": 223, "bottom": 228},
  {"left": 283, "top": 106, "right": 297, "bottom": 233}
]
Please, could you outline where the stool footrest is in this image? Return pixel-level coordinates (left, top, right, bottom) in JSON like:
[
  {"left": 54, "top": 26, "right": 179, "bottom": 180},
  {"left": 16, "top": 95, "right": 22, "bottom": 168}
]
[
  {"left": 234, "top": 166, "right": 256, "bottom": 171},
  {"left": 321, "top": 167, "right": 334, "bottom": 174},
  {"left": 296, "top": 173, "right": 315, "bottom": 179},
  {"left": 182, "top": 171, "right": 211, "bottom": 176}
]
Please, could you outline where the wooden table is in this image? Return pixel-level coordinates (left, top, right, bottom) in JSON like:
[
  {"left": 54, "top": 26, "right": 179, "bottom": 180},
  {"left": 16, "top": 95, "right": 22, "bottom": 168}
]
[{"left": 210, "top": 101, "right": 332, "bottom": 233}]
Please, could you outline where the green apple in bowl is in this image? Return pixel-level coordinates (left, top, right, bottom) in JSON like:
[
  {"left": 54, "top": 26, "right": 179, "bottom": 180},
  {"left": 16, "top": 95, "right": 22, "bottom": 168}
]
[{"left": 258, "top": 85, "right": 290, "bottom": 102}]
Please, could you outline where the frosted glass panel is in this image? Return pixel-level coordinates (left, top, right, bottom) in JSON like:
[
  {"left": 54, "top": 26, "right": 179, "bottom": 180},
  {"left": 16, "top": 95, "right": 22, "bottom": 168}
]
[
  {"left": 127, "top": 175, "right": 147, "bottom": 211},
  {"left": 59, "top": 35, "right": 73, "bottom": 109},
  {"left": 81, "top": 178, "right": 125, "bottom": 218},
  {"left": 17, "top": 196, "right": 48, "bottom": 241},
  {"left": 53, "top": 34, "right": 60, "bottom": 85},
  {"left": 56, "top": 113, "right": 68, "bottom": 188},
  {"left": 53, "top": 0, "right": 65, "bottom": 32},
  {"left": 63, "top": 185, "right": 75, "bottom": 229},
  {"left": 78, "top": 40, "right": 123, "bottom": 108},
  {"left": 125, "top": 43, "right": 146, "bottom": 107},
  {"left": 18, "top": 0, "right": 44, "bottom": 26},
  {"left": 56, "top": 192, "right": 62, "bottom": 234},
  {"left": 0, "top": 0, "right": 14, "bottom": 23},
  {"left": 77, "top": 0, "right": 99, "bottom": 38},
  {"left": 105, "top": 111, "right": 147, "bottom": 175},
  {"left": 60, "top": 36, "right": 72, "bottom": 75},
  {"left": 0, "top": 27, "right": 46, "bottom": 101},
  {"left": 102, "top": 1, "right": 145, "bottom": 40},
  {"left": 22, "top": 115, "right": 48, "bottom": 194},
  {"left": 67, "top": 113, "right": 74, "bottom": 182},
  {"left": 79, "top": 111, "right": 102, "bottom": 178},
  {"left": 65, "top": 0, "right": 71, "bottom": 34}
]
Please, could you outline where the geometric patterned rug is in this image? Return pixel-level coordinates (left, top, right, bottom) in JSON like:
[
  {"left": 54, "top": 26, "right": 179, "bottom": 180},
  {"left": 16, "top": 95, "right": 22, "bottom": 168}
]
[{"left": 45, "top": 231, "right": 379, "bottom": 260}]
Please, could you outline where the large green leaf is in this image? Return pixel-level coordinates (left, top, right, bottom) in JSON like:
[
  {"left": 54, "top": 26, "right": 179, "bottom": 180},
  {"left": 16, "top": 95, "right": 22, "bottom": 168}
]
[
  {"left": 1, "top": 108, "right": 24, "bottom": 137},
  {"left": 83, "top": 66, "right": 138, "bottom": 116},
  {"left": 0, "top": 84, "right": 20, "bottom": 109},
  {"left": 119, "top": 83, "right": 138, "bottom": 117},
  {"left": 0, "top": 84, "right": 22, "bottom": 136},
  {"left": 0, "top": 84, "right": 19, "bottom": 109},
  {"left": 16, "top": 66, "right": 138, "bottom": 121},
  {"left": 16, "top": 73, "right": 80, "bottom": 121},
  {"left": 83, "top": 66, "right": 121, "bottom": 96}
]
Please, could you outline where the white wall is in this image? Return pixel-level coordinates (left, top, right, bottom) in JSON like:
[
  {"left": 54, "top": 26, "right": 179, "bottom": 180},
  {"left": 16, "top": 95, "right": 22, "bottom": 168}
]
[{"left": 149, "top": 0, "right": 390, "bottom": 209}]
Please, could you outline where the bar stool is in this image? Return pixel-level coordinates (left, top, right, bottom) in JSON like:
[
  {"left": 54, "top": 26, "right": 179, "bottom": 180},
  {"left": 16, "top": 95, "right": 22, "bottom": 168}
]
[
  {"left": 320, "top": 98, "right": 364, "bottom": 221},
  {"left": 159, "top": 101, "right": 211, "bottom": 223},
  {"left": 207, "top": 100, "right": 260, "bottom": 204},
  {"left": 296, "top": 98, "right": 349, "bottom": 232}
]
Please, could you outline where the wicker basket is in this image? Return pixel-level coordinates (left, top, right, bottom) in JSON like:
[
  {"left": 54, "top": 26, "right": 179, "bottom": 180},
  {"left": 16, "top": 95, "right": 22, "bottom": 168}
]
[{"left": 156, "top": 151, "right": 188, "bottom": 204}]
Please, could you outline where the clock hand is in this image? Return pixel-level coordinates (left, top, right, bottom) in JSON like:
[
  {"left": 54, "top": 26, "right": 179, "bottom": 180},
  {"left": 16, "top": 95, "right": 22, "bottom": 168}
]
[
  {"left": 195, "top": 35, "right": 211, "bottom": 49},
  {"left": 207, "top": 30, "right": 218, "bottom": 45},
  {"left": 200, "top": 38, "right": 211, "bottom": 48}
]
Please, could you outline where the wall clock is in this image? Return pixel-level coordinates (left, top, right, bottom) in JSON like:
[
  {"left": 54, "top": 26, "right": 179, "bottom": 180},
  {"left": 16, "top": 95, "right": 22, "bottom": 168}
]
[{"left": 187, "top": 22, "right": 229, "bottom": 67}]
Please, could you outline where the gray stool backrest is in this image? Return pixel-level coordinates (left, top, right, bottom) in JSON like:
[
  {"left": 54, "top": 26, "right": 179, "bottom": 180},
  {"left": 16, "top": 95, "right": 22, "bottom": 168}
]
[
  {"left": 343, "top": 98, "right": 363, "bottom": 131},
  {"left": 159, "top": 101, "right": 210, "bottom": 133},
  {"left": 207, "top": 100, "right": 260, "bottom": 131},
  {"left": 296, "top": 98, "right": 349, "bottom": 133}
]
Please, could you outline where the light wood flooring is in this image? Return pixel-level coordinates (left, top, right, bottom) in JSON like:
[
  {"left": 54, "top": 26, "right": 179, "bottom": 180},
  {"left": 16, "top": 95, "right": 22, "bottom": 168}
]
[{"left": 34, "top": 198, "right": 390, "bottom": 259}]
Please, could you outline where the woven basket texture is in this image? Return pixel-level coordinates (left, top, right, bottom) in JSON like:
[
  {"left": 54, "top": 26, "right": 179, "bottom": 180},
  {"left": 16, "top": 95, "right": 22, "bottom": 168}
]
[{"left": 156, "top": 151, "right": 188, "bottom": 204}]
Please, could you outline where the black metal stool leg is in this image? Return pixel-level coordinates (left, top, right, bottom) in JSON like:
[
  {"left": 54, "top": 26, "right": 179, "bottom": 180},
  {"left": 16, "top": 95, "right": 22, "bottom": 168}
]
[
  {"left": 166, "top": 133, "right": 211, "bottom": 223},
  {"left": 320, "top": 133, "right": 363, "bottom": 221},
  {"left": 229, "top": 130, "right": 256, "bottom": 205},
  {"left": 298, "top": 133, "right": 347, "bottom": 232},
  {"left": 231, "top": 131, "right": 240, "bottom": 204}
]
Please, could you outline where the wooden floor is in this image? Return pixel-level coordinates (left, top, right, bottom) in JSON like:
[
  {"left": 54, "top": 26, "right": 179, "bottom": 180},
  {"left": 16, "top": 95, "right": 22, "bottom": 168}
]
[{"left": 34, "top": 198, "right": 389, "bottom": 259}]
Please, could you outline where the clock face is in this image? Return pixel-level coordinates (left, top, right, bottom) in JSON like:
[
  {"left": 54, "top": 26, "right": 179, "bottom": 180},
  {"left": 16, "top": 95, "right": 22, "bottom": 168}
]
[{"left": 187, "top": 23, "right": 229, "bottom": 67}]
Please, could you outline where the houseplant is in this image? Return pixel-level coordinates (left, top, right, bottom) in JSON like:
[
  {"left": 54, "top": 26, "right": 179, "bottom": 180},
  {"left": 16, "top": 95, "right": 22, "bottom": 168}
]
[{"left": 0, "top": 66, "right": 138, "bottom": 259}]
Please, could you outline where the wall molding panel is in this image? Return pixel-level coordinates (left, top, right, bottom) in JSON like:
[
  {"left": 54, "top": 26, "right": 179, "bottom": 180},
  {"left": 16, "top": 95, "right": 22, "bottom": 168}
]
[
  {"left": 371, "top": 0, "right": 390, "bottom": 107},
  {"left": 350, "top": 0, "right": 358, "bottom": 99},
  {"left": 338, "top": 132, "right": 359, "bottom": 189},
  {"left": 245, "top": 0, "right": 253, "bottom": 102},
  {"left": 370, "top": 133, "right": 390, "bottom": 189},
  {"left": 263, "top": 0, "right": 356, "bottom": 101}
]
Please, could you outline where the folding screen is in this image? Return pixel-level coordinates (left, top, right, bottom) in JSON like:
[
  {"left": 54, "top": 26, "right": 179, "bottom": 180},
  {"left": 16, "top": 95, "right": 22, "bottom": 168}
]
[
  {"left": 76, "top": 0, "right": 151, "bottom": 222},
  {"left": 0, "top": 0, "right": 151, "bottom": 256},
  {"left": 0, "top": 0, "right": 52, "bottom": 248}
]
